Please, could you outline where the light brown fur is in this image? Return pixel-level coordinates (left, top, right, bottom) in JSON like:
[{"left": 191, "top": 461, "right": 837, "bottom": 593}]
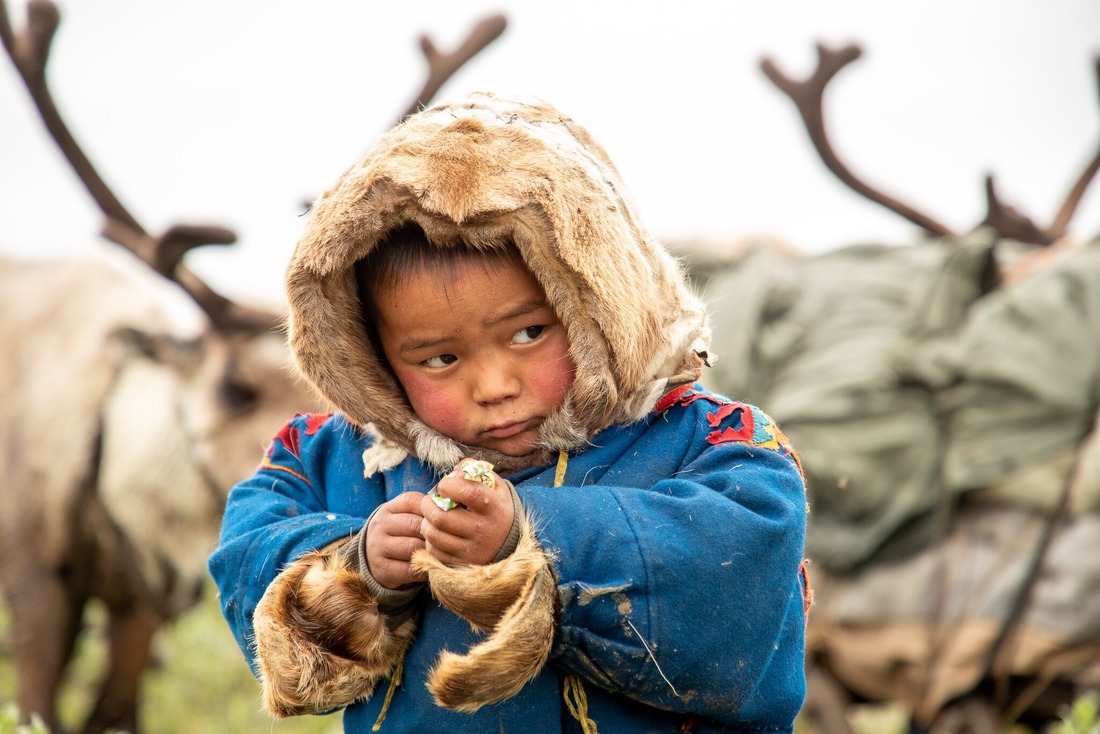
[
  {"left": 411, "top": 512, "right": 556, "bottom": 711},
  {"left": 254, "top": 514, "right": 555, "bottom": 716},
  {"left": 253, "top": 544, "right": 419, "bottom": 717},
  {"left": 285, "top": 92, "right": 712, "bottom": 477}
]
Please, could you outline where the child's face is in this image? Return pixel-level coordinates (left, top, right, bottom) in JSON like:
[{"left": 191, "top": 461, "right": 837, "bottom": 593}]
[{"left": 373, "top": 256, "right": 575, "bottom": 456}]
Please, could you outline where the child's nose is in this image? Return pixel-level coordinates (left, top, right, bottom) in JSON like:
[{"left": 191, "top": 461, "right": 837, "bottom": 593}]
[{"left": 473, "top": 359, "right": 521, "bottom": 405}]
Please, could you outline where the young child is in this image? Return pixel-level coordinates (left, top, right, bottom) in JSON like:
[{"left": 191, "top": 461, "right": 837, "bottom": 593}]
[{"left": 209, "top": 92, "right": 810, "bottom": 733}]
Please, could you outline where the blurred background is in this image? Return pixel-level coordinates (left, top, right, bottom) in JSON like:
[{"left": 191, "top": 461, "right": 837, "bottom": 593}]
[{"left": 3, "top": 2, "right": 1100, "bottom": 733}]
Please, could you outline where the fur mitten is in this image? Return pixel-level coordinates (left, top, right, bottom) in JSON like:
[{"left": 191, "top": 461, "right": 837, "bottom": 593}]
[
  {"left": 252, "top": 542, "right": 419, "bottom": 717},
  {"left": 411, "top": 510, "right": 558, "bottom": 712}
]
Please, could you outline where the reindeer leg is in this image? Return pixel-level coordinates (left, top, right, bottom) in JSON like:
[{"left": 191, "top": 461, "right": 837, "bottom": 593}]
[
  {"left": 2, "top": 567, "right": 84, "bottom": 734},
  {"left": 79, "top": 601, "right": 161, "bottom": 734}
]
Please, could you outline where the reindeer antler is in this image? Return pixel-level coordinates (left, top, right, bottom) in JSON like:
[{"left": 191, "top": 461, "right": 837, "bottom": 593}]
[
  {"left": 1, "top": 0, "right": 275, "bottom": 332},
  {"left": 979, "top": 55, "right": 1100, "bottom": 246},
  {"left": 398, "top": 13, "right": 507, "bottom": 123},
  {"left": 1047, "top": 55, "right": 1100, "bottom": 240},
  {"left": 980, "top": 175, "right": 1052, "bottom": 245},
  {"left": 761, "top": 43, "right": 955, "bottom": 239}
]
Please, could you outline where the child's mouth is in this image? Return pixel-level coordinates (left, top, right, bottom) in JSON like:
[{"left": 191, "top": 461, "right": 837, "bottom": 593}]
[{"left": 485, "top": 419, "right": 532, "bottom": 439}]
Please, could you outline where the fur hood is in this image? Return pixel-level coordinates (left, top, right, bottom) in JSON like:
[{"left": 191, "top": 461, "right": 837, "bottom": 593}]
[{"left": 285, "top": 92, "right": 712, "bottom": 474}]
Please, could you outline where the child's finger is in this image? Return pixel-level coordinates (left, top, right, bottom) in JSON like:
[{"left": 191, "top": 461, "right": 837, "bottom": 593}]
[
  {"left": 419, "top": 523, "right": 468, "bottom": 561},
  {"left": 378, "top": 534, "right": 426, "bottom": 564},
  {"left": 387, "top": 491, "right": 428, "bottom": 516},
  {"left": 427, "top": 459, "right": 499, "bottom": 511},
  {"left": 433, "top": 474, "right": 498, "bottom": 510},
  {"left": 370, "top": 492, "right": 427, "bottom": 538},
  {"left": 377, "top": 510, "right": 425, "bottom": 539},
  {"left": 419, "top": 492, "right": 474, "bottom": 539}
]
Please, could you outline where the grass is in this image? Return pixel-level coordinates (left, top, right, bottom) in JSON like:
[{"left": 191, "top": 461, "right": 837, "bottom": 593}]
[{"left": 1050, "top": 694, "right": 1100, "bottom": 734}]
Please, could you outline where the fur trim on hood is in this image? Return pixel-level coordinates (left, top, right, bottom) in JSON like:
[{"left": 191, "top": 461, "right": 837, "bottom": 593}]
[{"left": 285, "top": 92, "right": 712, "bottom": 474}]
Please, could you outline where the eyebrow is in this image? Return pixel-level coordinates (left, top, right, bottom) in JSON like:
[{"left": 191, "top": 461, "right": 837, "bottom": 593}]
[
  {"left": 397, "top": 335, "right": 451, "bottom": 354},
  {"left": 484, "top": 299, "right": 548, "bottom": 327},
  {"left": 396, "top": 299, "right": 550, "bottom": 355}
]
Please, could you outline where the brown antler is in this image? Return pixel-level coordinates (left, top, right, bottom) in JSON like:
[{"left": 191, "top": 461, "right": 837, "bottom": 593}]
[
  {"left": 761, "top": 43, "right": 955, "bottom": 238},
  {"left": 1047, "top": 55, "right": 1100, "bottom": 240},
  {"left": 398, "top": 13, "right": 507, "bottom": 122},
  {"left": 980, "top": 175, "right": 1052, "bottom": 245},
  {"left": 1, "top": 0, "right": 275, "bottom": 332}
]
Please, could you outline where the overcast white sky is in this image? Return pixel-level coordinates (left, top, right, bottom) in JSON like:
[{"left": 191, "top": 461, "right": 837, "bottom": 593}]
[{"left": 2, "top": 0, "right": 1099, "bottom": 305}]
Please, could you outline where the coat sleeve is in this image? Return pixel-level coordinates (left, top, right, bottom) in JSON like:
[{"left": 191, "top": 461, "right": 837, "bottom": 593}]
[
  {"left": 522, "top": 400, "right": 810, "bottom": 724},
  {"left": 207, "top": 413, "right": 416, "bottom": 717}
]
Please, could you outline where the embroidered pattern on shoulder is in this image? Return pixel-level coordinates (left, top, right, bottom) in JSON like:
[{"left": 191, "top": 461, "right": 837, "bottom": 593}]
[
  {"left": 267, "top": 421, "right": 301, "bottom": 461},
  {"left": 653, "top": 386, "right": 795, "bottom": 452},
  {"left": 651, "top": 384, "right": 703, "bottom": 413},
  {"left": 264, "top": 413, "right": 332, "bottom": 464},
  {"left": 260, "top": 413, "right": 334, "bottom": 486},
  {"left": 265, "top": 412, "right": 334, "bottom": 461},
  {"left": 304, "top": 412, "right": 333, "bottom": 436},
  {"left": 705, "top": 403, "right": 785, "bottom": 449}
]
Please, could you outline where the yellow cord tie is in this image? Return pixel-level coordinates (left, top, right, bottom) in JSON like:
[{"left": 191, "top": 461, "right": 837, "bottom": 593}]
[
  {"left": 563, "top": 674, "right": 598, "bottom": 734},
  {"left": 555, "top": 451, "right": 598, "bottom": 733},
  {"left": 554, "top": 449, "right": 569, "bottom": 488},
  {"left": 371, "top": 651, "right": 406, "bottom": 731}
]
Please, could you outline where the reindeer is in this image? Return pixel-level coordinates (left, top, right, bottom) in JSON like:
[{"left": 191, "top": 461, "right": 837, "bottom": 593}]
[
  {"left": 0, "top": 2, "right": 505, "bottom": 732},
  {"left": 720, "top": 44, "right": 1100, "bottom": 734}
]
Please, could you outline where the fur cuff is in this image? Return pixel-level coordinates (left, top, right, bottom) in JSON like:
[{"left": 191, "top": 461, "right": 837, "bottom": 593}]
[
  {"left": 252, "top": 542, "right": 419, "bottom": 717},
  {"left": 411, "top": 512, "right": 558, "bottom": 712}
]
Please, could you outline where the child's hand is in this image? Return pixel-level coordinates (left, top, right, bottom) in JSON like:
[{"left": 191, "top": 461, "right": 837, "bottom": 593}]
[
  {"left": 419, "top": 460, "right": 514, "bottom": 567},
  {"left": 366, "top": 492, "right": 427, "bottom": 589}
]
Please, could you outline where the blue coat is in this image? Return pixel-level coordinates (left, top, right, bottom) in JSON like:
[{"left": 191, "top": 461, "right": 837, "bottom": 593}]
[{"left": 209, "top": 384, "right": 808, "bottom": 733}]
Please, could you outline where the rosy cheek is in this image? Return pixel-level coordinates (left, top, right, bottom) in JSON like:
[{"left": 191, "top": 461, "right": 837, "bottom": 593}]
[
  {"left": 530, "top": 351, "right": 575, "bottom": 407},
  {"left": 402, "top": 375, "right": 466, "bottom": 433}
]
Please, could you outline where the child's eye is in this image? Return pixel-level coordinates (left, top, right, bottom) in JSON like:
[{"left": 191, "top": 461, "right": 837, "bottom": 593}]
[
  {"left": 424, "top": 354, "right": 458, "bottom": 368},
  {"left": 513, "top": 325, "right": 546, "bottom": 344}
]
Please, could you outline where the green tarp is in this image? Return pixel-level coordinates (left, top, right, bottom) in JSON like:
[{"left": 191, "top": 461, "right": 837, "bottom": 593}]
[{"left": 698, "top": 230, "right": 1100, "bottom": 575}]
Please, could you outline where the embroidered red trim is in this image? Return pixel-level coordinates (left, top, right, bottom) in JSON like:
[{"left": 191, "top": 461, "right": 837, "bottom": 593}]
[
  {"left": 266, "top": 412, "right": 333, "bottom": 460},
  {"left": 304, "top": 412, "right": 332, "bottom": 435},
  {"left": 651, "top": 384, "right": 696, "bottom": 413},
  {"left": 704, "top": 404, "right": 754, "bottom": 445},
  {"left": 267, "top": 421, "right": 301, "bottom": 460}
]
